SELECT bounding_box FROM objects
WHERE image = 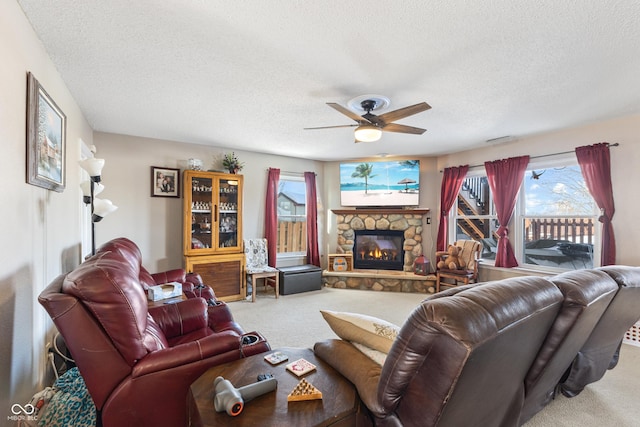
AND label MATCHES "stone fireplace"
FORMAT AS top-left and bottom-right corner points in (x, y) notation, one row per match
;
(353, 229), (404, 271)
(333, 208), (429, 271)
(324, 209), (436, 294)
